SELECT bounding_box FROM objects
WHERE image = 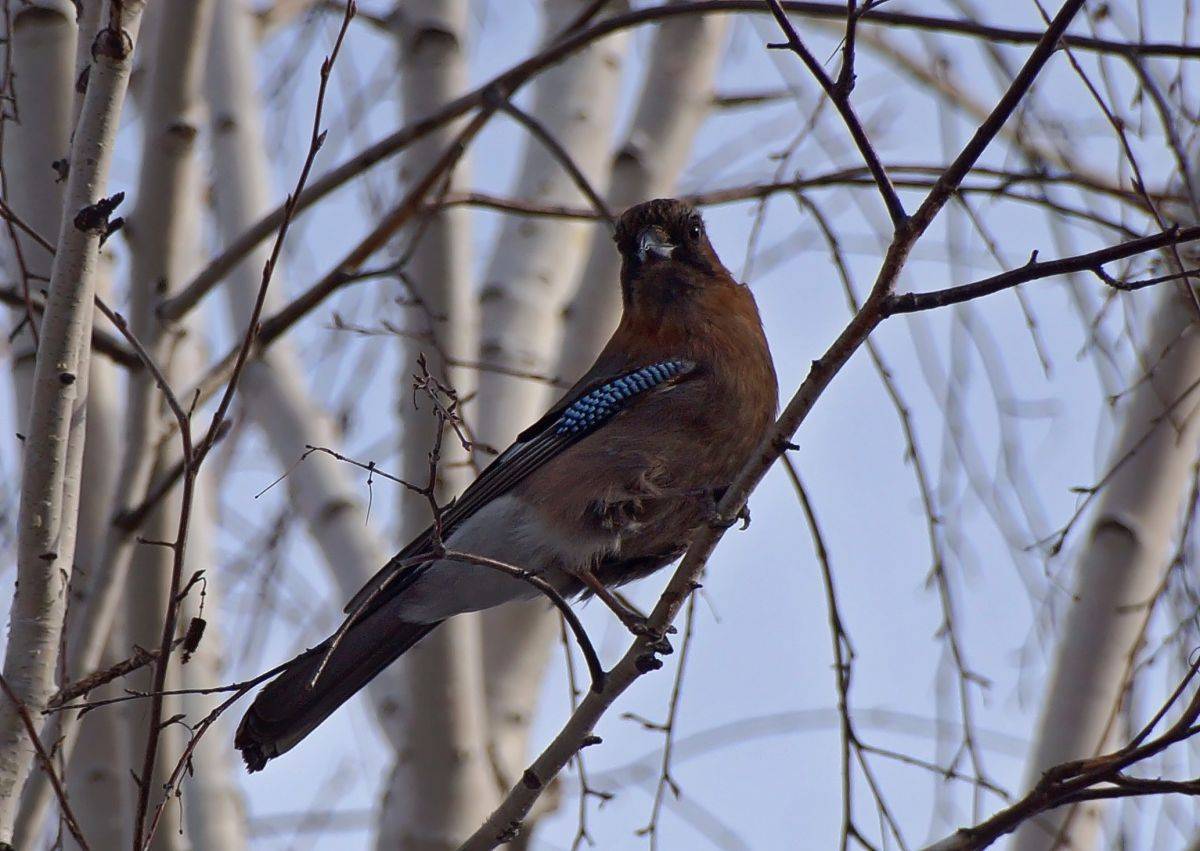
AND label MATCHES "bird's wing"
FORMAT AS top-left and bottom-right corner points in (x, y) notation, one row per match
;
(342, 357), (699, 617)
